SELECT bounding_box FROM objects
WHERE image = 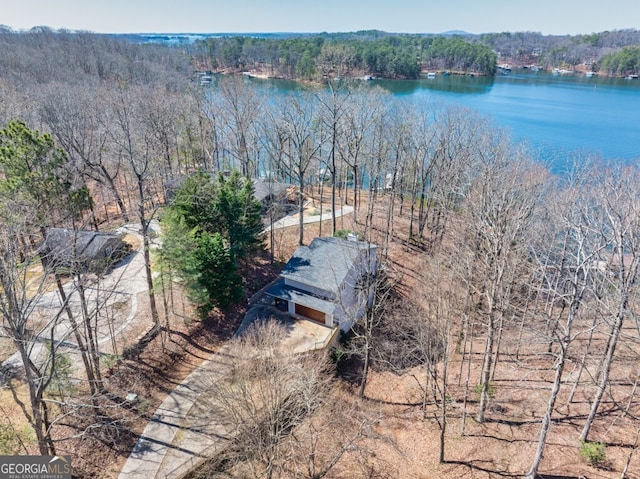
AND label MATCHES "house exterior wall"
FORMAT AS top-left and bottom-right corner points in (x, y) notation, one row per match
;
(101, 238), (125, 259)
(280, 241), (378, 333)
(335, 246), (378, 332)
(332, 304), (349, 331)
